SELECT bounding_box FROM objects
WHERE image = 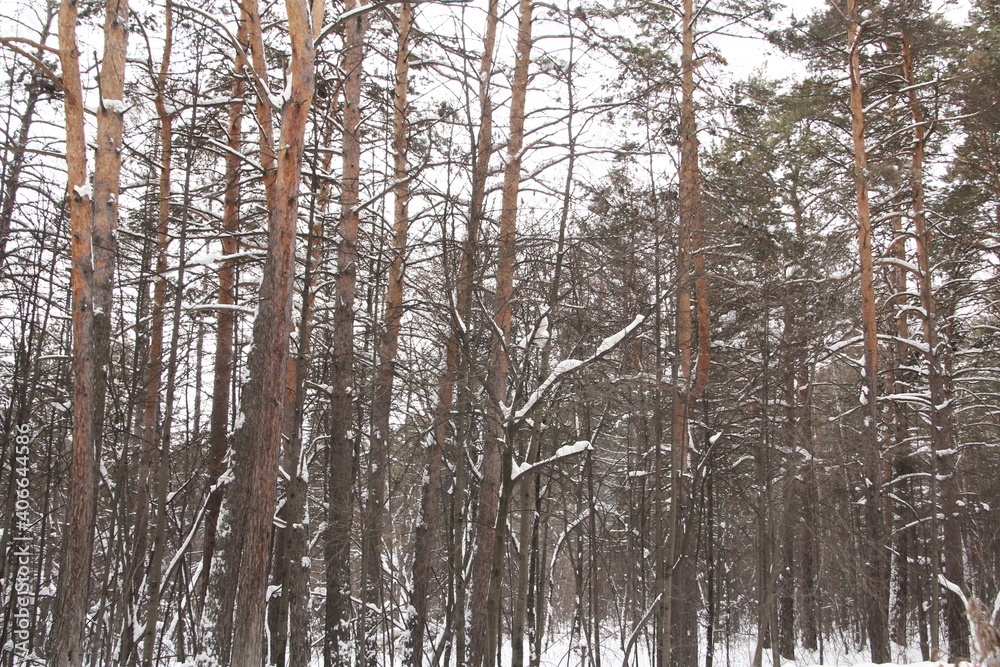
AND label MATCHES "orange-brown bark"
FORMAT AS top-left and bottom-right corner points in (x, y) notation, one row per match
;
(226, 0), (315, 662)
(138, 4), (174, 665)
(469, 1), (533, 666)
(198, 13), (248, 615)
(49, 2), (94, 664)
(50, 0), (129, 664)
(846, 2), (889, 661)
